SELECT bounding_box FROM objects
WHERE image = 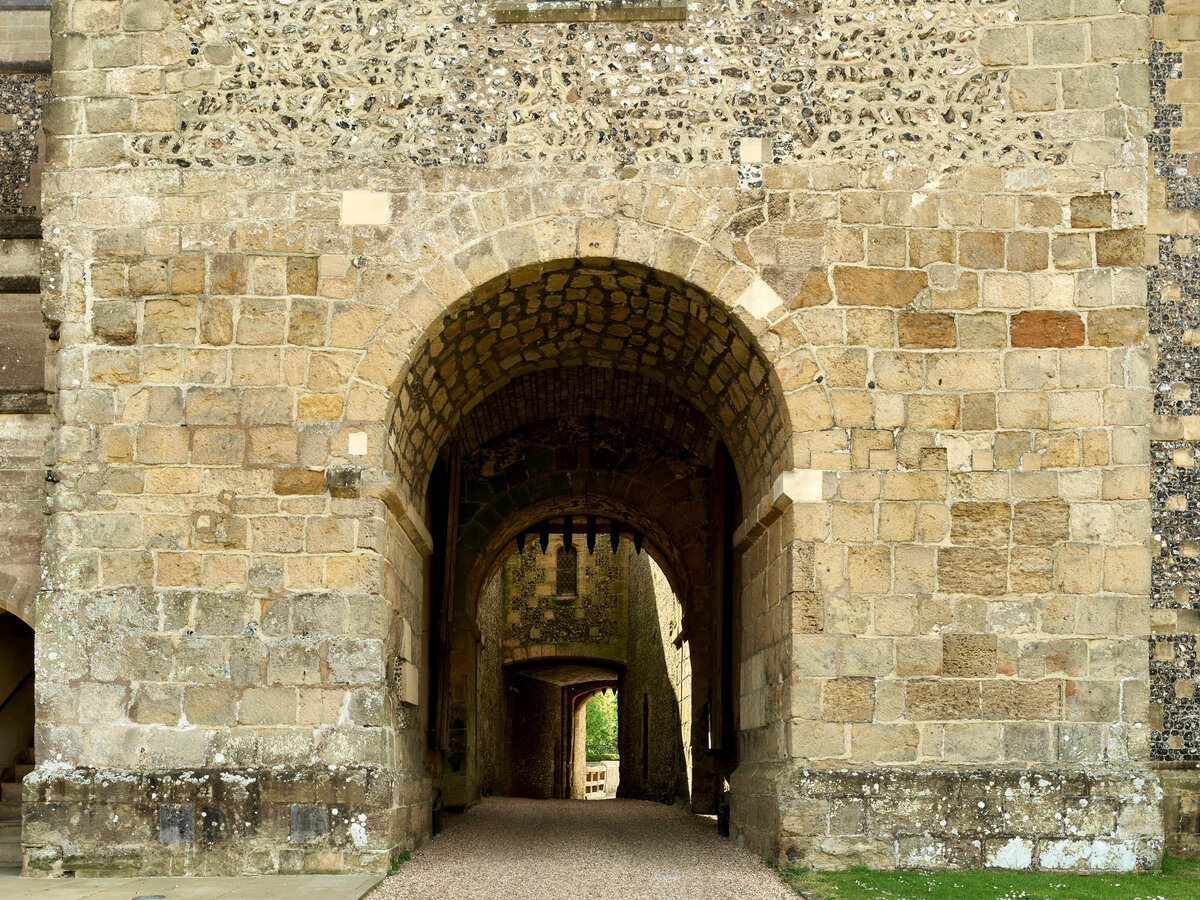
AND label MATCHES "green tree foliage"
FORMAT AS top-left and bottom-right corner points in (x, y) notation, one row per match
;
(585, 689), (619, 761)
